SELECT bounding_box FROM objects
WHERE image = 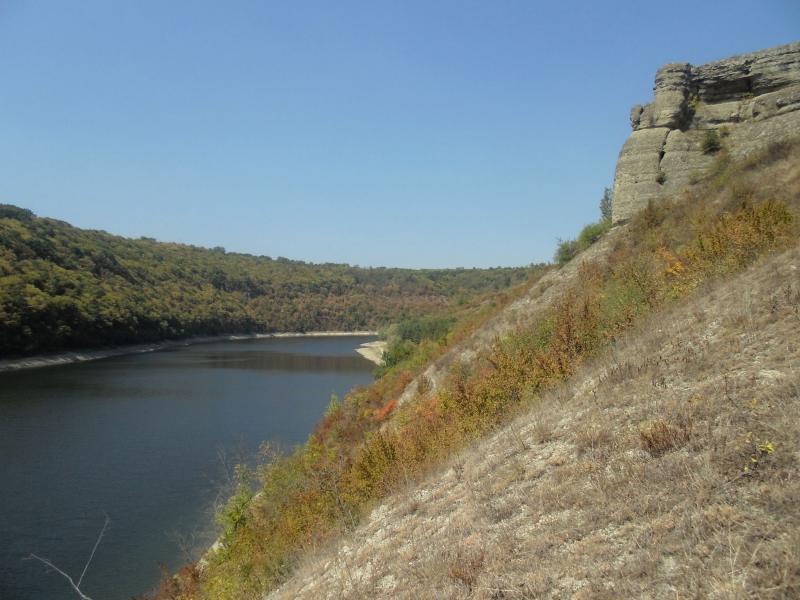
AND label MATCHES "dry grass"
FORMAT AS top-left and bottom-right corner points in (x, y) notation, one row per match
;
(639, 418), (691, 457)
(265, 139), (800, 599)
(155, 141), (800, 600)
(270, 241), (800, 600)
